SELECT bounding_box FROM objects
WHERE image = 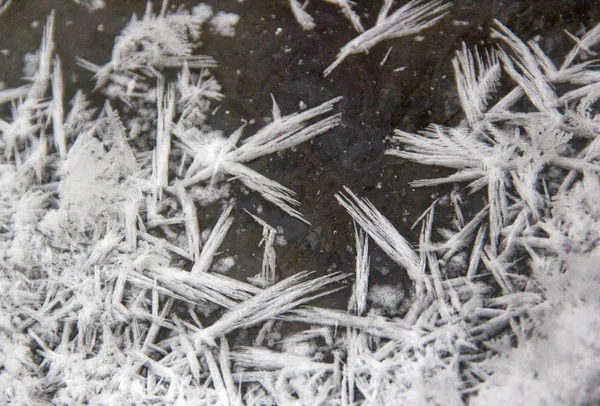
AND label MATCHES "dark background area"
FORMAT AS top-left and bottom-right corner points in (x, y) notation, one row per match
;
(1, 0), (599, 310)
